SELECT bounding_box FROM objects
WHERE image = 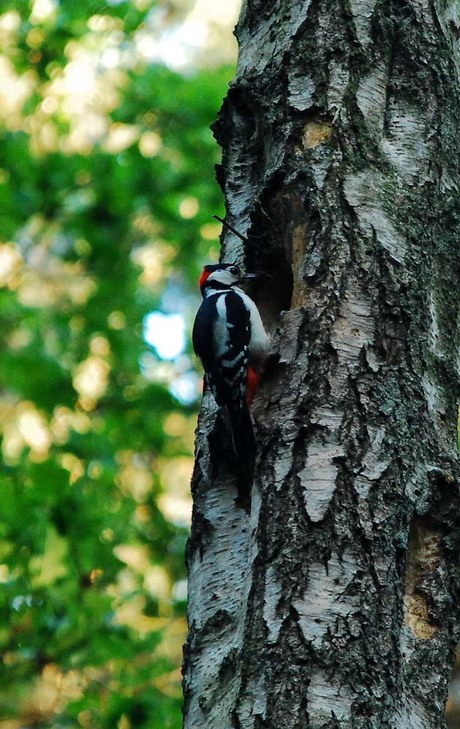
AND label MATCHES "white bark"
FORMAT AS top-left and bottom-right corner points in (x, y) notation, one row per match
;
(185, 0), (460, 726)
